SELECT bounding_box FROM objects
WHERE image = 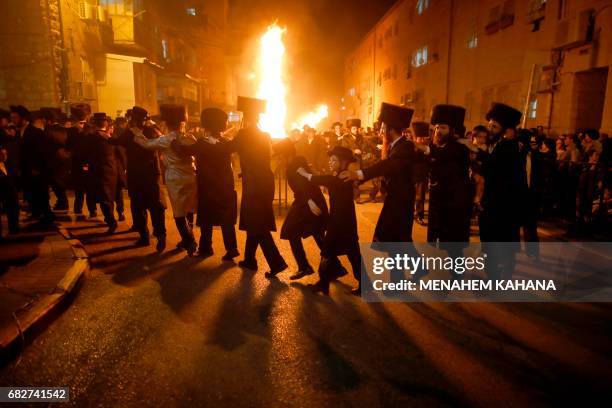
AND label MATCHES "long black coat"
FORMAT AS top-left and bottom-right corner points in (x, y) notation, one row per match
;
(362, 137), (416, 242)
(280, 156), (328, 240)
(222, 127), (276, 233)
(67, 125), (92, 190)
(20, 124), (50, 182)
(175, 137), (237, 226)
(297, 136), (327, 173)
(88, 130), (118, 203)
(426, 141), (473, 243)
(310, 174), (357, 256)
(45, 124), (71, 189)
(113, 127), (166, 208)
(477, 138), (523, 244)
